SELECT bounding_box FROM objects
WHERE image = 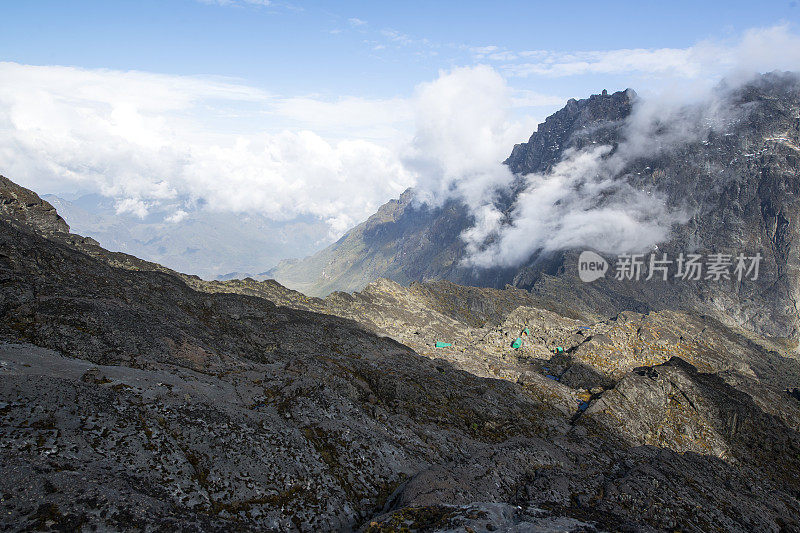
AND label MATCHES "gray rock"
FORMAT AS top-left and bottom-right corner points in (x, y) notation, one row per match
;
(1, 166), (800, 530)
